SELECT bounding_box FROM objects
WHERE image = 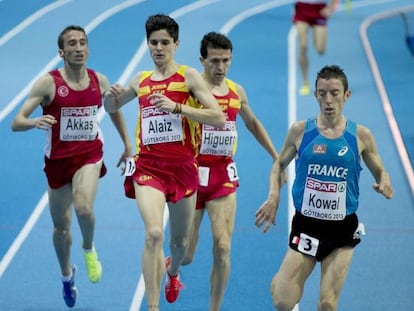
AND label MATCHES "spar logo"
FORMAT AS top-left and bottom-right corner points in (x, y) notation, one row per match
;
(306, 178), (345, 193)
(142, 107), (167, 118)
(62, 107), (92, 117)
